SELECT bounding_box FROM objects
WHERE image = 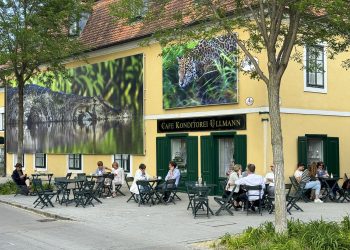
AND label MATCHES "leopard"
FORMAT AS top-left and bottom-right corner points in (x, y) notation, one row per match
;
(177, 34), (236, 89)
